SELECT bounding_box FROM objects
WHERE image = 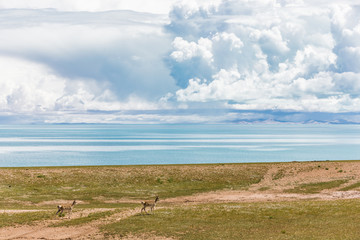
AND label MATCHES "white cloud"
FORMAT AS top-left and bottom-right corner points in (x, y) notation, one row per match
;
(0, 56), (66, 113)
(0, 0), (178, 14)
(212, 32), (243, 50)
(333, 72), (360, 93)
(168, 0), (360, 113)
(0, 9), (176, 101)
(250, 27), (290, 54)
(291, 72), (335, 95)
(177, 68), (260, 102)
(1, 0), (360, 123)
(0, 10), (168, 56)
(0, 56), (164, 117)
(170, 32), (243, 64)
(294, 45), (337, 75)
(170, 37), (213, 63)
